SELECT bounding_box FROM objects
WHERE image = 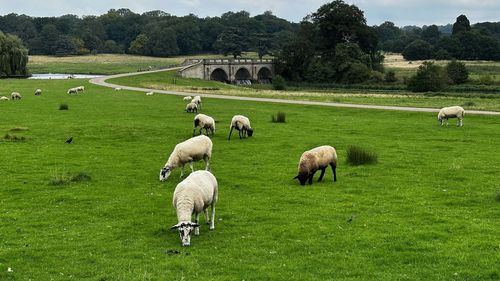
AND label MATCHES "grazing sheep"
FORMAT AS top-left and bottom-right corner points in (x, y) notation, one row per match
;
(11, 92), (22, 100)
(438, 106), (465, 127)
(171, 170), (218, 247)
(192, 96), (202, 109)
(34, 89), (42, 96)
(76, 86), (85, 93)
(160, 135), (212, 181)
(193, 114), (216, 137)
(228, 115), (253, 140)
(183, 96), (193, 102)
(67, 88), (78, 95)
(146, 91), (154, 96)
(186, 102), (198, 113)
(0, 96), (9, 101)
(114, 87), (122, 91)
(294, 145), (337, 186)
